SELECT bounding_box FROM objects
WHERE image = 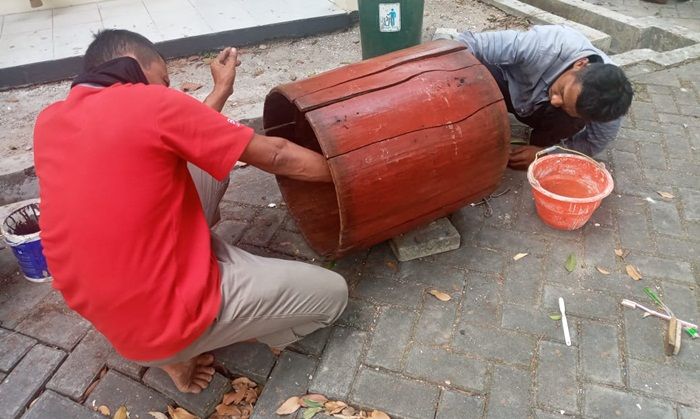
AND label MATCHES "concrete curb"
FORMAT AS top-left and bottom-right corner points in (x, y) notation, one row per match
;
(0, 153), (38, 207)
(0, 11), (358, 90)
(479, 0), (700, 75)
